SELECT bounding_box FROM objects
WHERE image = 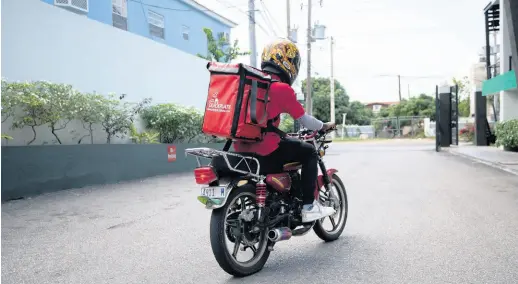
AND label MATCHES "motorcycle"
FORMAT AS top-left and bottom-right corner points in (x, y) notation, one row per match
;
(185, 128), (348, 277)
